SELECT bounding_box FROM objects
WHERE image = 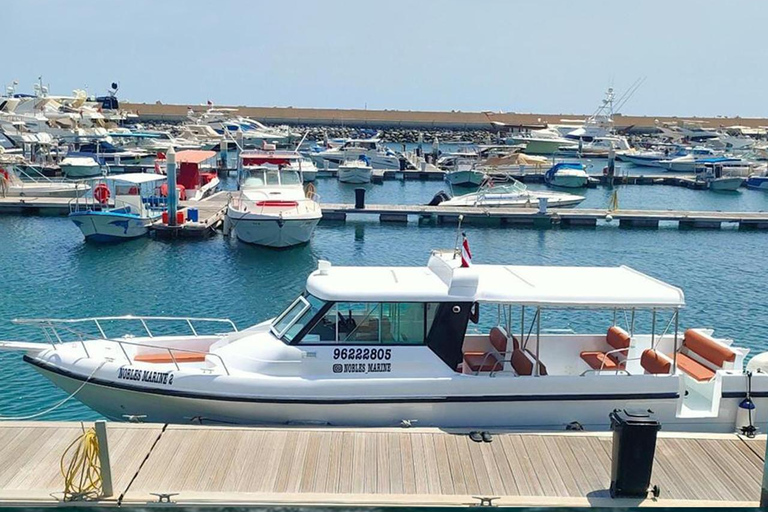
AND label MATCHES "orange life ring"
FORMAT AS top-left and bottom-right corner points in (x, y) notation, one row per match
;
(93, 183), (110, 204)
